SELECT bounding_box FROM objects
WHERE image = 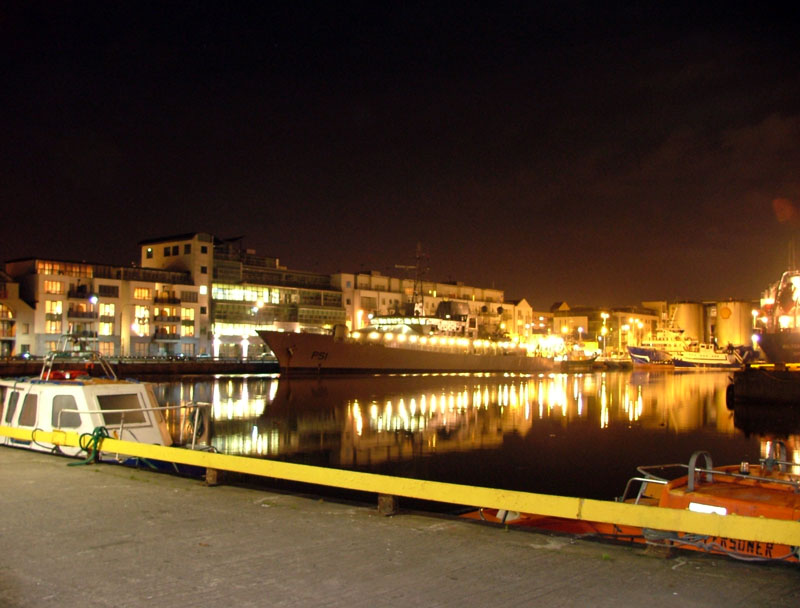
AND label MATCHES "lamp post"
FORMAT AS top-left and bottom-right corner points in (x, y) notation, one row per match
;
(600, 313), (609, 356)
